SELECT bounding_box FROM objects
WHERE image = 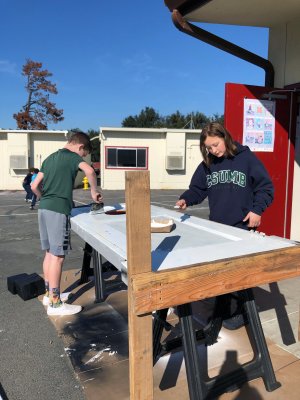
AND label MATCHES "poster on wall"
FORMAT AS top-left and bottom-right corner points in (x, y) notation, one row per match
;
(243, 99), (276, 152)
